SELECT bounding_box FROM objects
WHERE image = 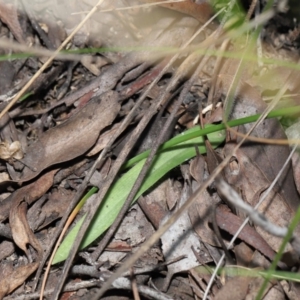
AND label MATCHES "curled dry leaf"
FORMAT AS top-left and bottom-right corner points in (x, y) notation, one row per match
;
(0, 140), (23, 160)
(9, 200), (43, 261)
(0, 169), (58, 222)
(6, 172), (58, 295)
